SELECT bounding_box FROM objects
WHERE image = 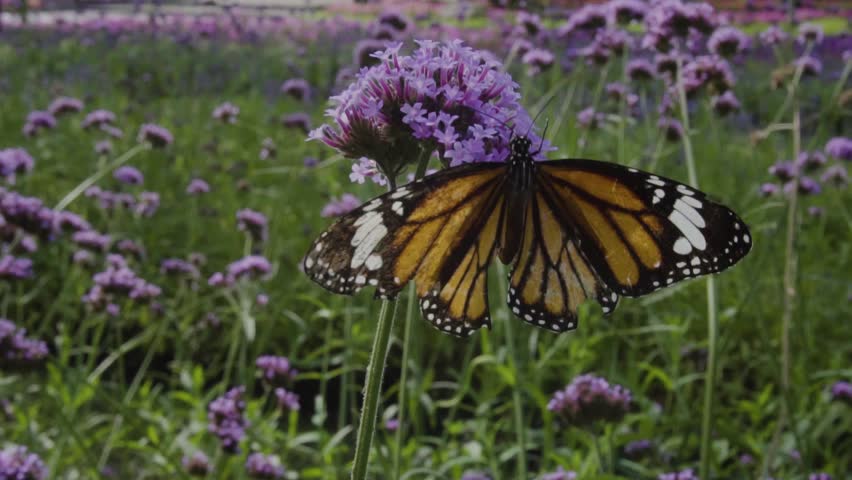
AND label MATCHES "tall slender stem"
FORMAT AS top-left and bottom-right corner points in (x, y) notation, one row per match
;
(675, 59), (718, 480)
(351, 299), (398, 480)
(497, 264), (527, 479)
(53, 143), (150, 211)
